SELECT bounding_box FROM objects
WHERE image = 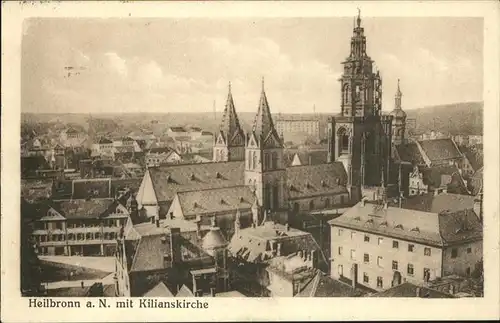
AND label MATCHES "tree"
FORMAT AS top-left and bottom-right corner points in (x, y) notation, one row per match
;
(20, 200), (43, 296)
